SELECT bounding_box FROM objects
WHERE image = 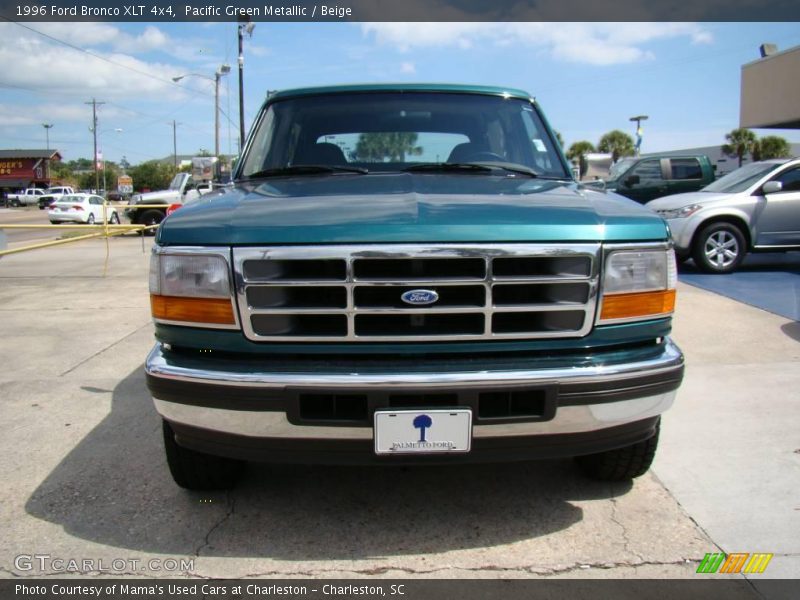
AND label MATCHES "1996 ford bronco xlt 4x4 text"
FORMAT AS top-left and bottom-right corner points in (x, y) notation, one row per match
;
(145, 84), (684, 490)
